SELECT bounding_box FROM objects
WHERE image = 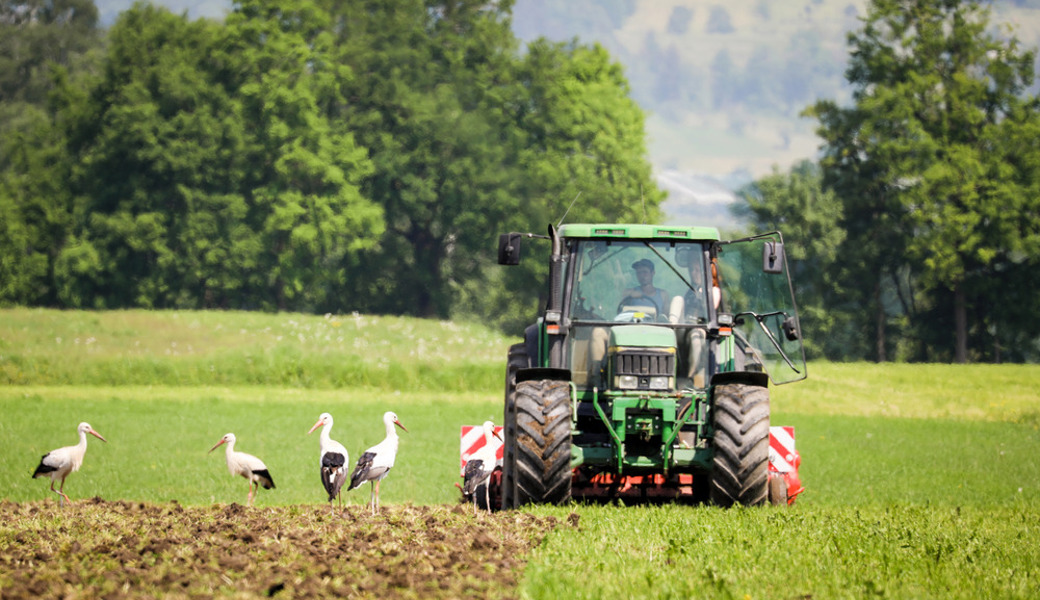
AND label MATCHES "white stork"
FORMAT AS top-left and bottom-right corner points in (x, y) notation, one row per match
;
(349, 411), (407, 514)
(32, 422), (107, 507)
(209, 433), (275, 507)
(307, 412), (350, 510)
(462, 420), (502, 513)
